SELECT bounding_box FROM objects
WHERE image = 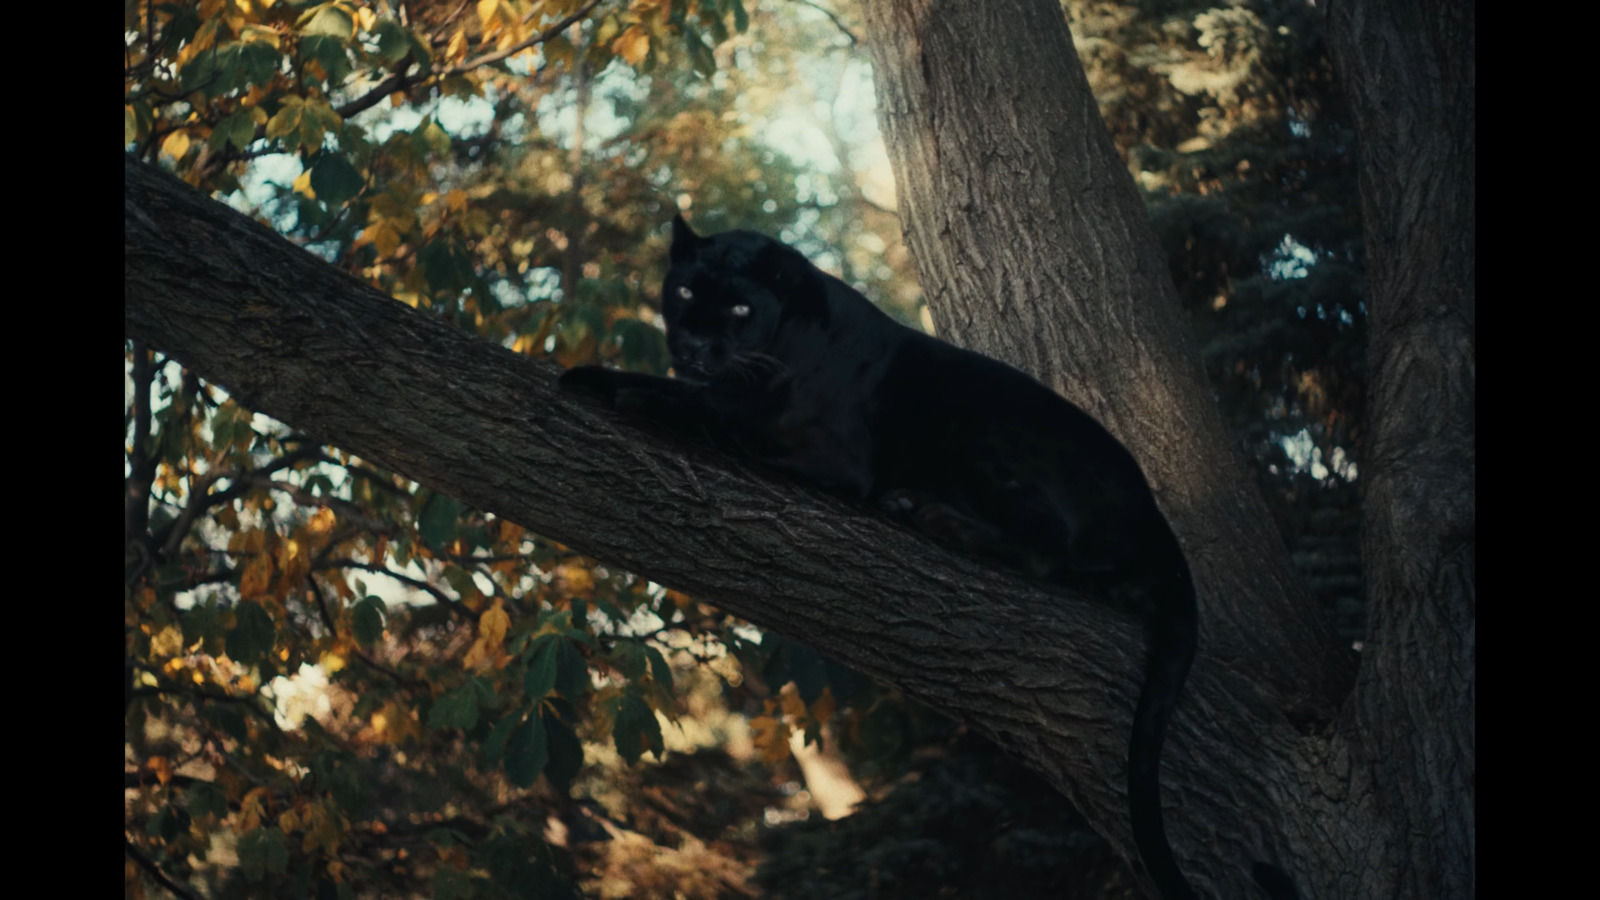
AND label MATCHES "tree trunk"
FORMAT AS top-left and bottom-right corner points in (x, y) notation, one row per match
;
(129, 155), (1332, 896)
(860, 0), (1473, 896)
(859, 0), (1354, 720)
(1325, 1), (1476, 896)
